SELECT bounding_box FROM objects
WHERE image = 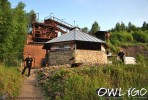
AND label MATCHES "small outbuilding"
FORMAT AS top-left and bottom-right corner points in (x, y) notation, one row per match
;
(43, 28), (107, 66)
